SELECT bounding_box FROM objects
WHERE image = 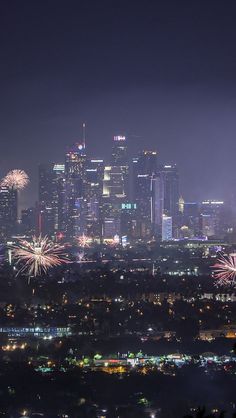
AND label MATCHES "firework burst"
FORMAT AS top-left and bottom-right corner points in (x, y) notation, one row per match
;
(12, 235), (69, 277)
(212, 253), (236, 286)
(1, 169), (29, 190)
(76, 234), (92, 248)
